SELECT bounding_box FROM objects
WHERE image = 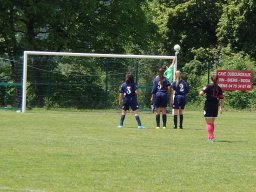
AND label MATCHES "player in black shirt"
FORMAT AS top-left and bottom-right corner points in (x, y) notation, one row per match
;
(199, 74), (224, 142)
